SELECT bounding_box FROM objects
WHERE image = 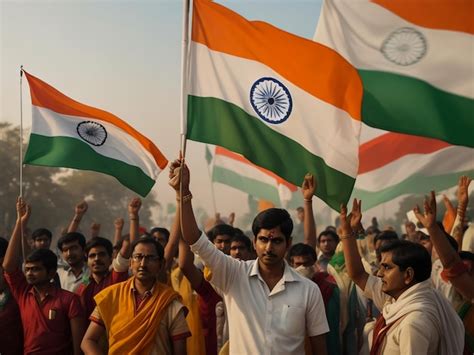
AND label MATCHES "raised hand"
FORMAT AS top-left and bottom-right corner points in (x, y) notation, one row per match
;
(114, 217), (124, 230)
(457, 175), (472, 207)
(340, 203), (352, 236)
(16, 197), (31, 225)
(414, 191), (437, 229)
(75, 200), (88, 216)
(128, 197), (142, 217)
(301, 173), (316, 201)
(349, 198), (362, 232)
(168, 158), (190, 193)
(228, 212), (235, 226)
